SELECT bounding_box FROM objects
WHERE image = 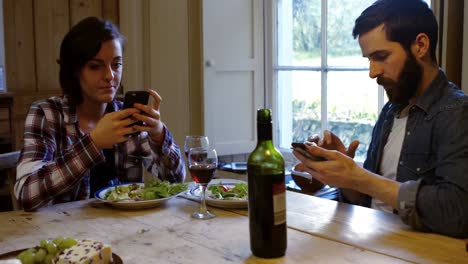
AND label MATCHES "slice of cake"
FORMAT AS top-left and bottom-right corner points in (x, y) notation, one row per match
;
(53, 239), (112, 264)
